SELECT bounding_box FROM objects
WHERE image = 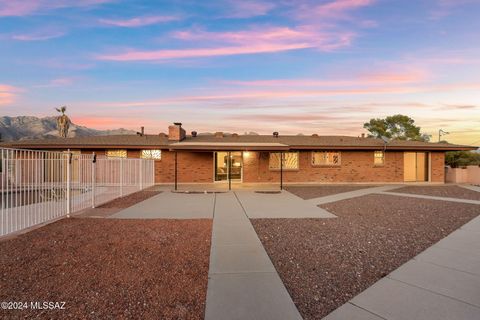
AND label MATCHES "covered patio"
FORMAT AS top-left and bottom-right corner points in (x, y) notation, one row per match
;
(168, 141), (291, 191)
